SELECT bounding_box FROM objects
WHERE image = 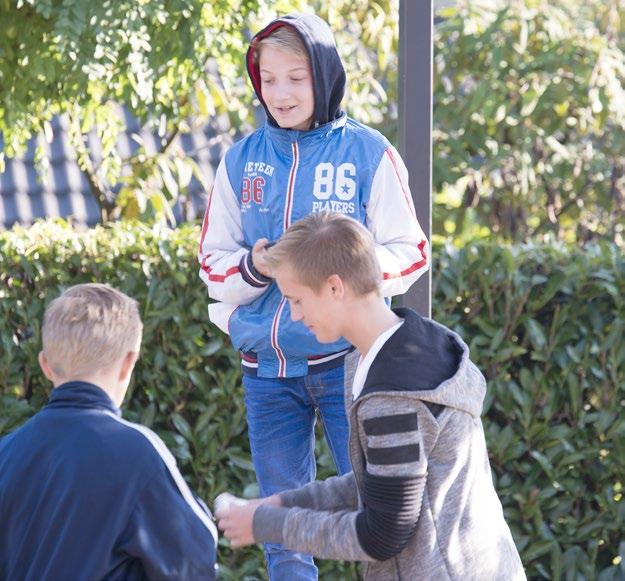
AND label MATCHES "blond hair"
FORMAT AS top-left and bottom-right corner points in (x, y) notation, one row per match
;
(254, 24), (308, 64)
(267, 212), (381, 295)
(41, 283), (143, 379)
